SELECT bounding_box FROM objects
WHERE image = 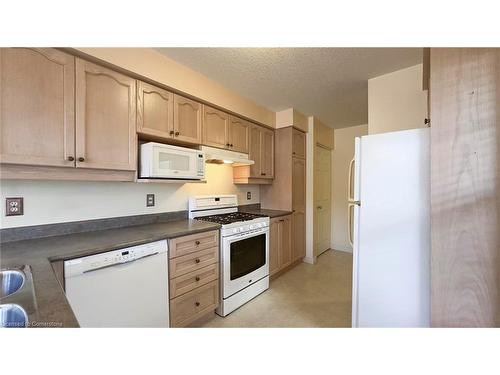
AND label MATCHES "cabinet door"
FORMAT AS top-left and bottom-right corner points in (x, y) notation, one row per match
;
(75, 59), (137, 171)
(137, 81), (174, 139)
(292, 211), (306, 261)
(279, 216), (292, 268)
(202, 105), (229, 149)
(0, 48), (75, 167)
(248, 124), (262, 177)
(261, 128), (274, 178)
(229, 116), (249, 153)
(269, 218), (280, 276)
(292, 157), (306, 212)
(173, 94), (202, 144)
(292, 128), (306, 159)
